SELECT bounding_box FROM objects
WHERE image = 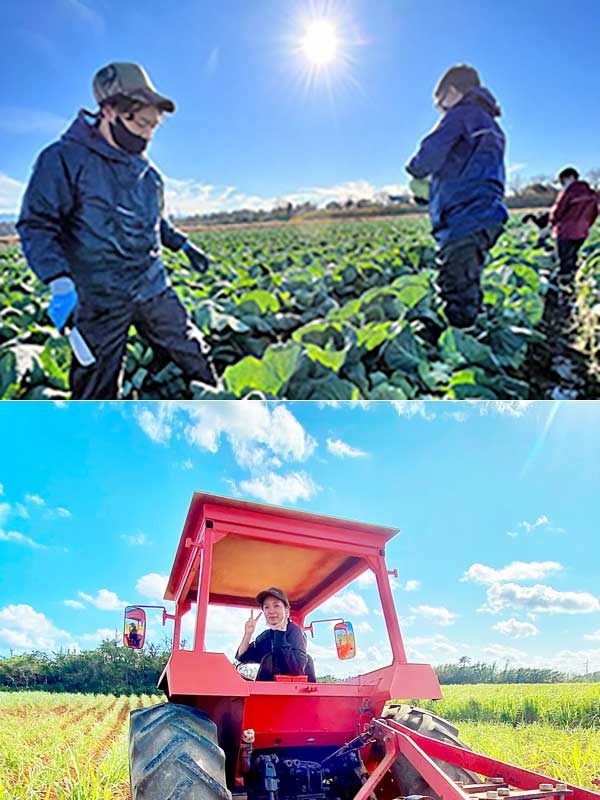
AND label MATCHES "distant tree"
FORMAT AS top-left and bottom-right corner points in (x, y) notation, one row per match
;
(587, 168), (600, 190)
